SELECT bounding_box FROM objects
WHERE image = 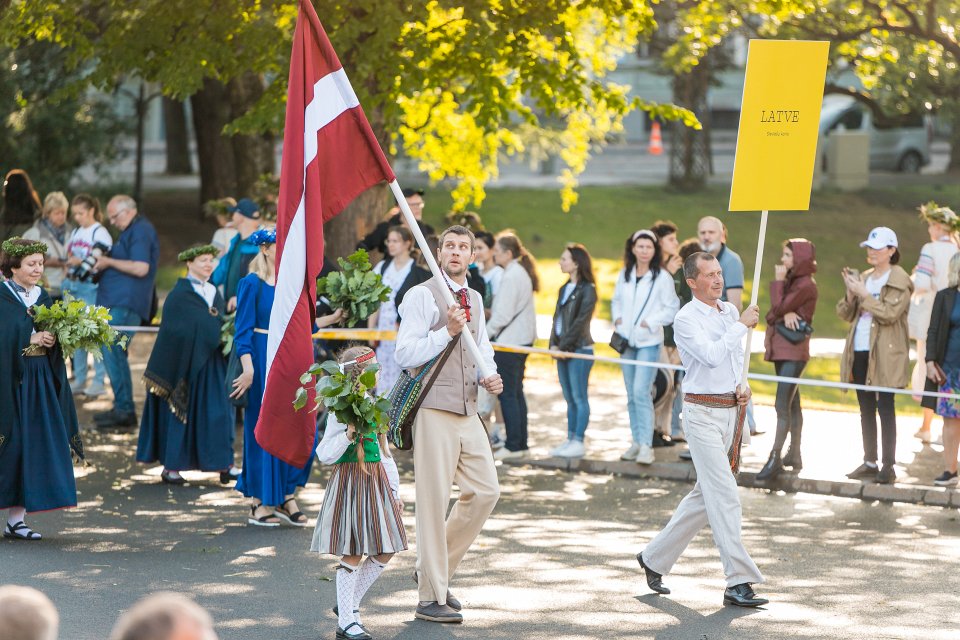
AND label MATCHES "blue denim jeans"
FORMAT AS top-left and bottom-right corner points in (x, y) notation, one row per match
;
(557, 347), (594, 442)
(622, 344), (661, 447)
(62, 279), (106, 387)
(102, 305), (141, 414)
